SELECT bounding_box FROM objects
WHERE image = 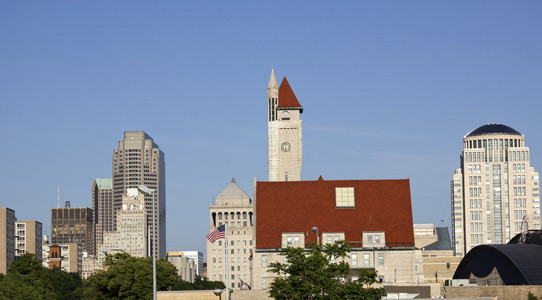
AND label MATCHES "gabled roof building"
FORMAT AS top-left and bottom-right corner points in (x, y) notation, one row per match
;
(251, 177), (424, 290)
